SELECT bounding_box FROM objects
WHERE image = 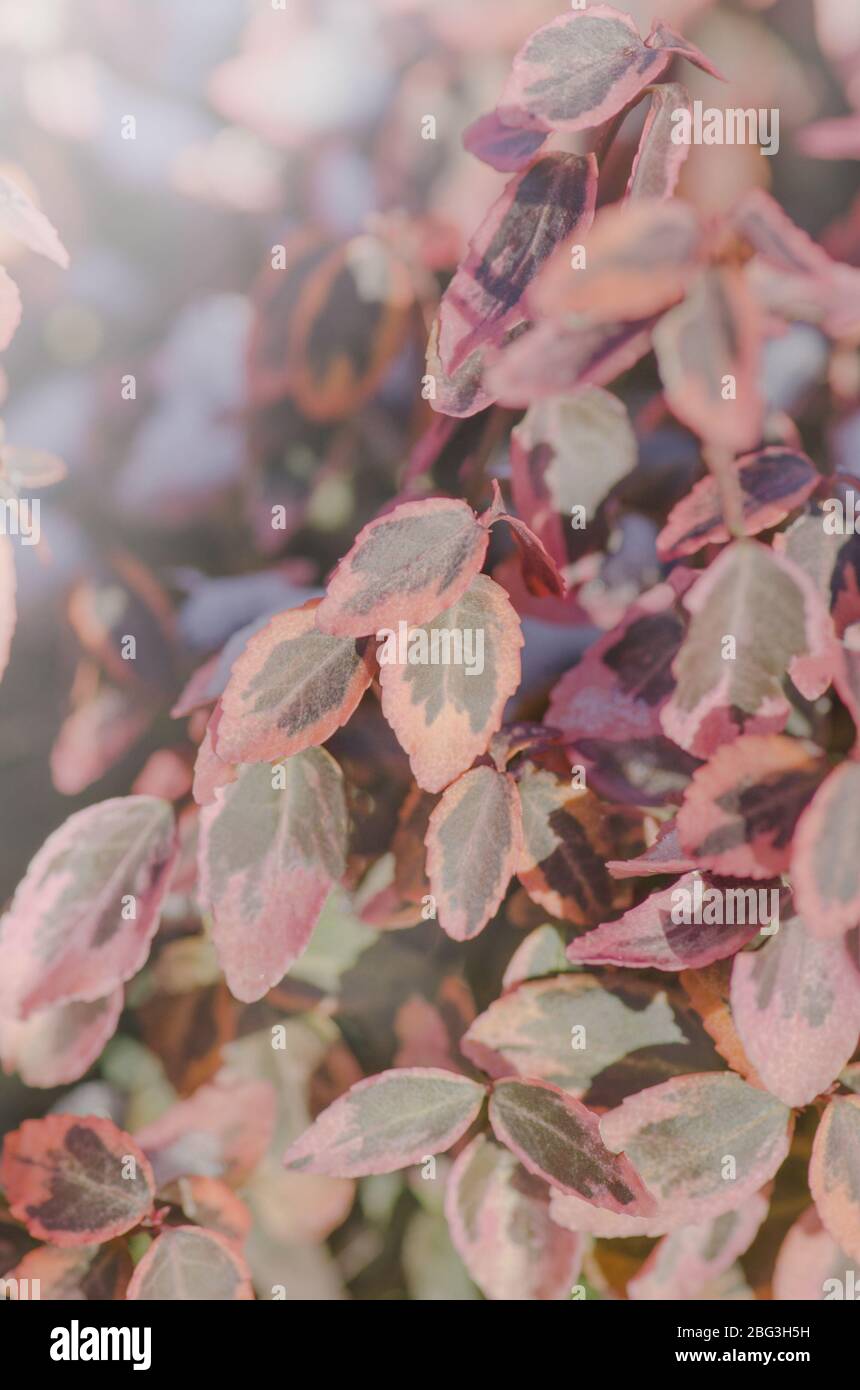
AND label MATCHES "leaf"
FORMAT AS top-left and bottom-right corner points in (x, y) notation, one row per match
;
(461, 973), (722, 1104)
(462, 111), (547, 172)
(627, 84), (692, 201)
(628, 1190), (768, 1301)
(0, 989), (123, 1088)
(482, 483), (566, 598)
(680, 961), (761, 1086)
(134, 1077), (277, 1187)
(566, 872), (763, 973)
(283, 1067), (486, 1177)
(730, 914), (860, 1107)
(378, 575), (523, 793)
(198, 750), (347, 1002)
(50, 684), (152, 797)
(657, 448), (819, 561)
(772, 1205), (854, 1301)
(661, 541), (837, 757)
(675, 734), (826, 879)
(0, 267), (22, 350)
(489, 313), (655, 409)
(488, 1077), (656, 1214)
(434, 152), (597, 376)
(2, 1241), (133, 1300)
(607, 818), (697, 878)
(809, 1096), (860, 1263)
(502, 924), (571, 989)
(510, 387), (637, 563)
(515, 767), (632, 925)
(642, 20), (726, 80)
(425, 764), (523, 941)
(498, 6), (670, 135)
(445, 1133), (583, 1300)
(573, 735), (700, 808)
(531, 199), (702, 323)
(282, 235), (414, 422)
(600, 1072), (793, 1224)
(126, 1225), (254, 1300)
(0, 796), (176, 1019)
(653, 267), (763, 452)
(0, 172), (69, 267)
(547, 576), (688, 743)
(215, 598), (374, 763)
(791, 761), (860, 940)
(316, 497), (490, 639)
(0, 1115), (155, 1246)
